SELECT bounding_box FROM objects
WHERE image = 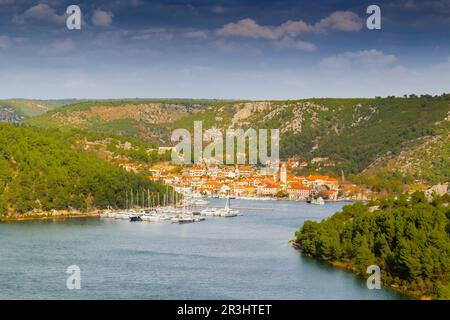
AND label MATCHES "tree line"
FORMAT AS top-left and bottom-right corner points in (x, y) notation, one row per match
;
(0, 123), (166, 215)
(295, 192), (450, 299)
